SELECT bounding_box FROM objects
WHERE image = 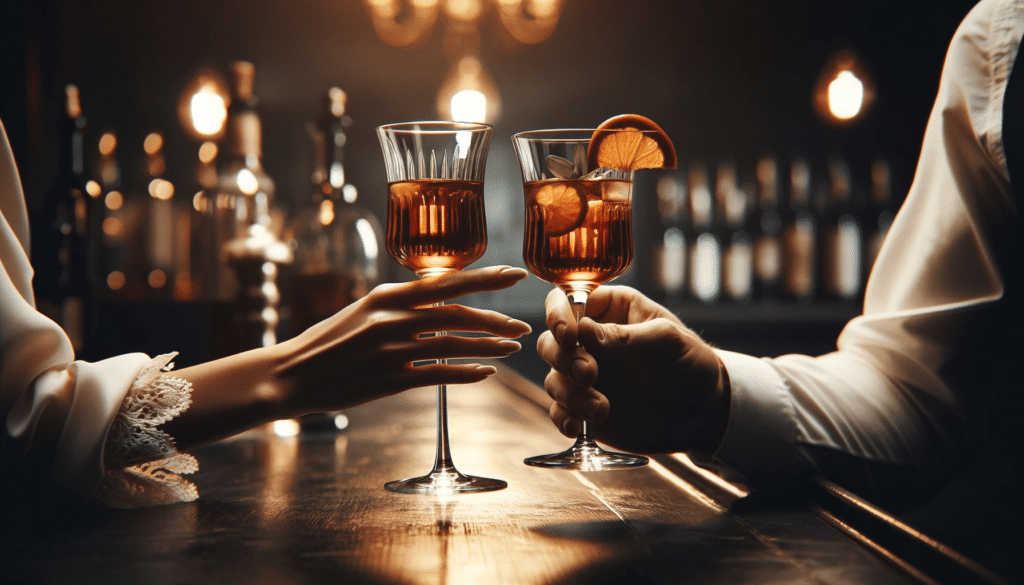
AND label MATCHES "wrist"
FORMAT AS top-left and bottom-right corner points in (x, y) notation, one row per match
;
(688, 358), (731, 457)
